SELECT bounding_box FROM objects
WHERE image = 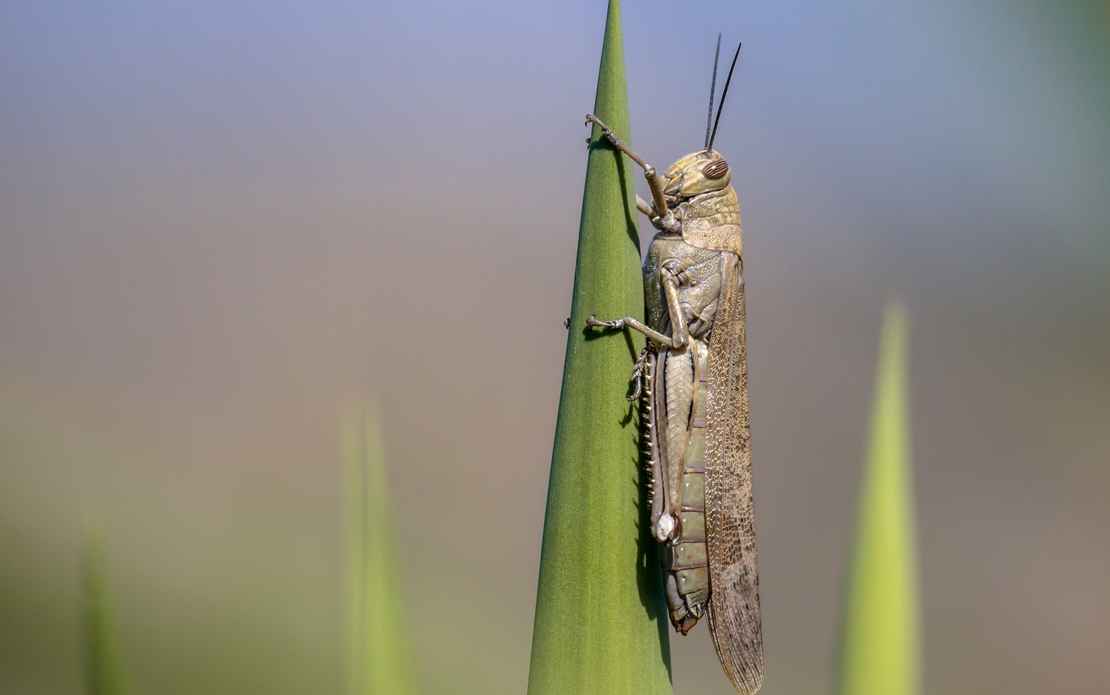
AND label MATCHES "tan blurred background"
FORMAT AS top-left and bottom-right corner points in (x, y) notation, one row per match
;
(1, 1), (1107, 694)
